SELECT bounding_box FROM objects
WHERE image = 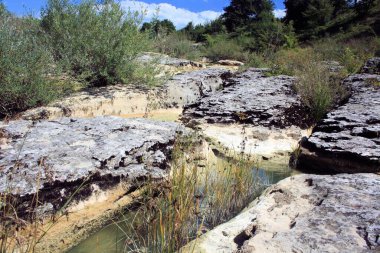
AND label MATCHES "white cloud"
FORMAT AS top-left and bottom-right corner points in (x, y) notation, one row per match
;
(120, 1), (287, 28)
(120, 1), (222, 28)
(273, 9), (286, 19)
